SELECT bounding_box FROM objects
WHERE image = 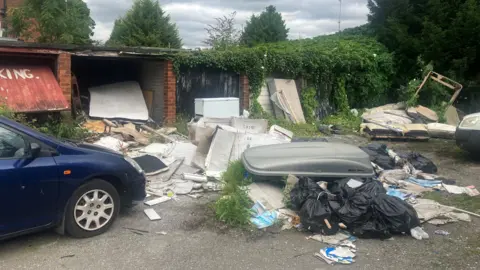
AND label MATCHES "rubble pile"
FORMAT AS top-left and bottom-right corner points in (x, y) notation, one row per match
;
(360, 102), (458, 140)
(82, 116), (295, 211)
